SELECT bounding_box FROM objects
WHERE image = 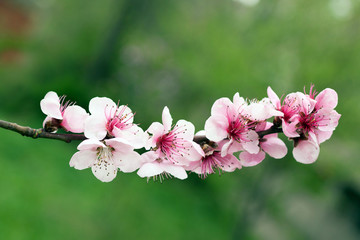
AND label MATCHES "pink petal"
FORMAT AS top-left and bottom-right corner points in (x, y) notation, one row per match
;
(40, 91), (62, 119)
(145, 122), (164, 149)
(137, 162), (163, 178)
(77, 139), (106, 151)
(220, 154), (242, 172)
(89, 97), (116, 115)
(314, 129), (333, 144)
(84, 115), (107, 140)
(174, 120), (195, 141)
(316, 109), (341, 132)
(140, 151), (159, 163)
(91, 160), (117, 182)
(70, 150), (97, 170)
(241, 130), (260, 154)
(211, 97), (233, 117)
(261, 136), (287, 159)
(205, 115), (229, 142)
(221, 139), (233, 157)
(233, 92), (246, 109)
(267, 86), (281, 109)
(61, 105), (89, 133)
(239, 151), (266, 167)
(282, 119), (300, 138)
(162, 106), (173, 132)
(315, 88), (338, 110)
(292, 140), (320, 164)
